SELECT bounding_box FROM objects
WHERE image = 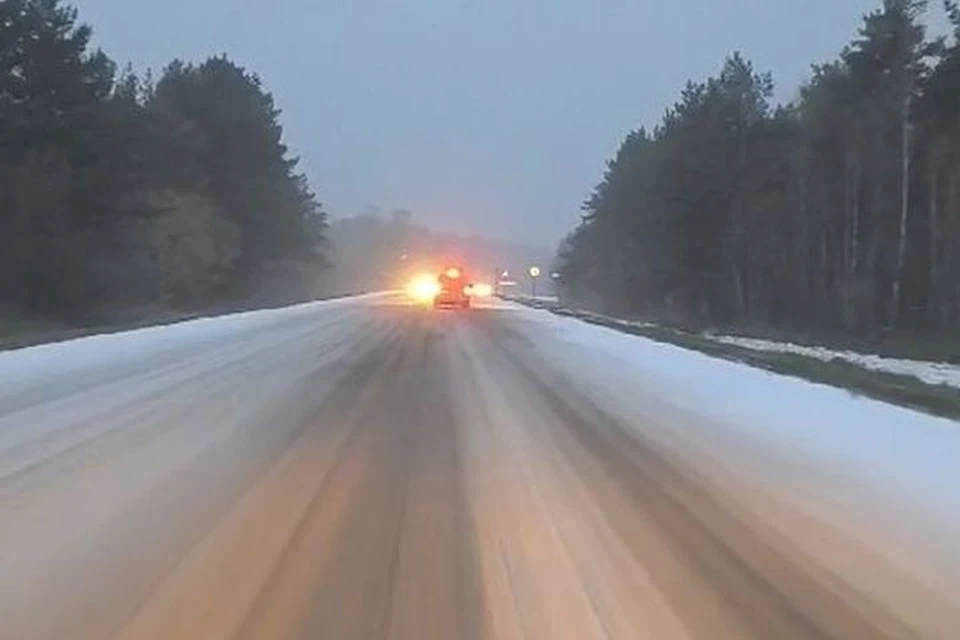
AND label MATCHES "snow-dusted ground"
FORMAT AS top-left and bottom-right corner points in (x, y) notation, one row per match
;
(6, 294), (955, 531)
(0, 294), (387, 403)
(512, 296), (960, 389)
(506, 302), (960, 617)
(1, 294), (957, 634)
(510, 301), (960, 531)
(507, 294), (560, 304)
(4, 295), (956, 534)
(707, 333), (960, 389)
